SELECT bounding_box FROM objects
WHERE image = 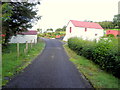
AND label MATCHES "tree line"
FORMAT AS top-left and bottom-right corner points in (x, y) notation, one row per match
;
(38, 26), (67, 33)
(96, 14), (120, 29)
(39, 14), (120, 33)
